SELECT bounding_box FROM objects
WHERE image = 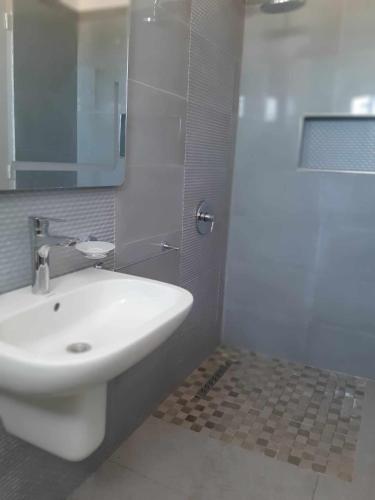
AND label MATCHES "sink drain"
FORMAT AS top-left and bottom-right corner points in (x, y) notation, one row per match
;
(66, 343), (92, 354)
